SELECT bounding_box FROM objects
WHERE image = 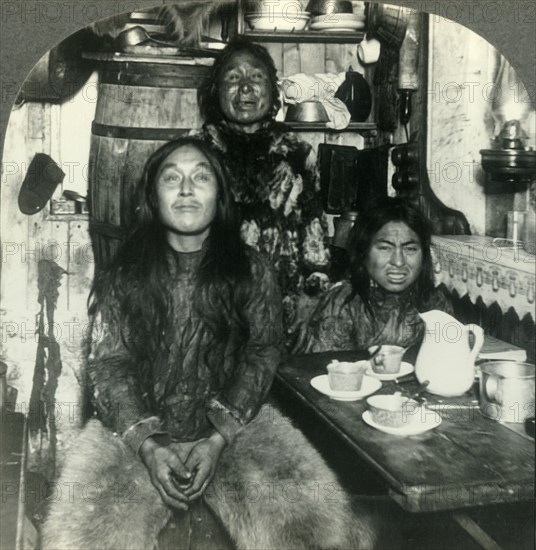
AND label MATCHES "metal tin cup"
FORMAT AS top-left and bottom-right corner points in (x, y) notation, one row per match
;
(479, 361), (535, 423)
